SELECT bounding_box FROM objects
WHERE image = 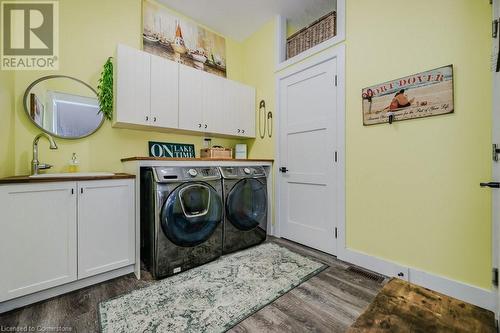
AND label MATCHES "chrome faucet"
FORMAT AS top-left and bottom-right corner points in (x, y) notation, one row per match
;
(31, 133), (58, 176)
